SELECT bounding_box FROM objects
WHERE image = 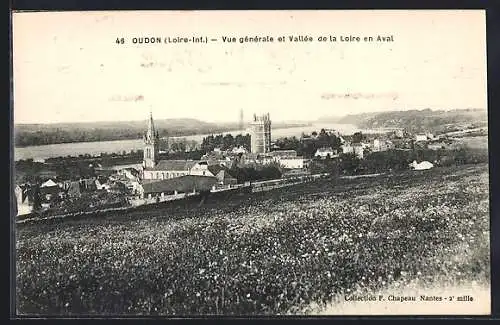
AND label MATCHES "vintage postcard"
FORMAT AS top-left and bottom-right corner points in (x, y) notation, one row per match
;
(12, 10), (490, 316)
